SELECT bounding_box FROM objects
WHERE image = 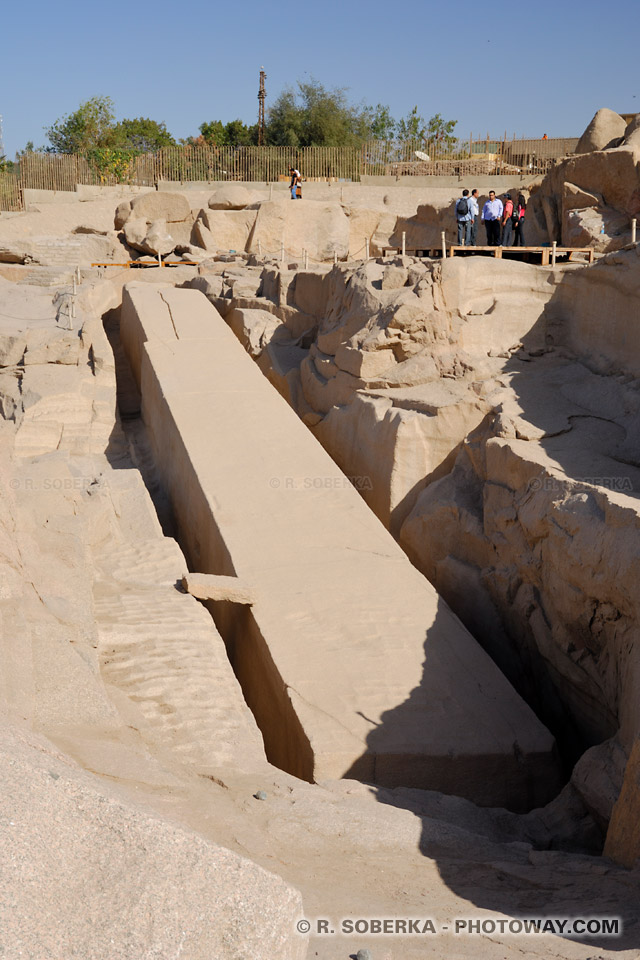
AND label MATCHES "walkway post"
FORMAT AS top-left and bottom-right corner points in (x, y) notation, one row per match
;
(365, 238), (369, 261)
(402, 231), (406, 256)
(551, 241), (557, 267)
(632, 219), (637, 244)
(441, 231), (446, 260)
